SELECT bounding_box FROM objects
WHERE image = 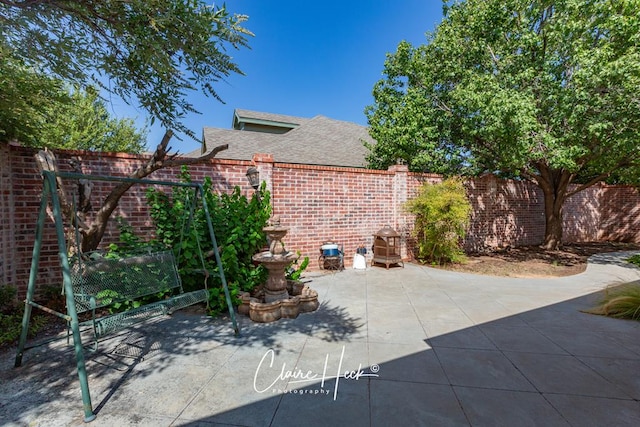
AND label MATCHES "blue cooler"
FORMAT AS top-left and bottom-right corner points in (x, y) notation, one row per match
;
(321, 244), (340, 257)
